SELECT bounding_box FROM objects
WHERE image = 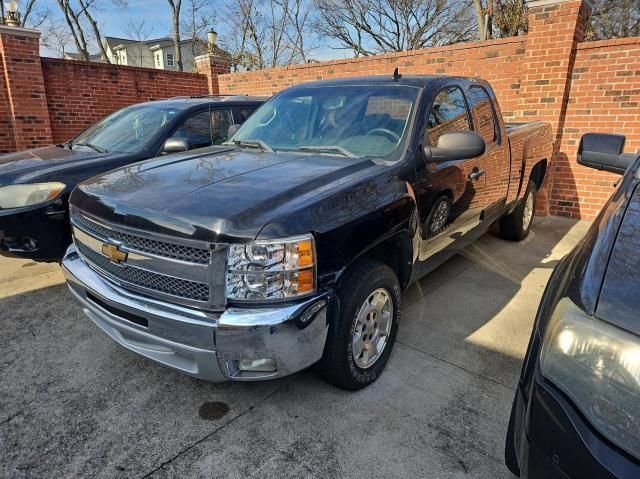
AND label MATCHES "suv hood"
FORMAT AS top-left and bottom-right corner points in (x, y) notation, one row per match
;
(596, 181), (640, 336)
(72, 147), (379, 242)
(0, 145), (114, 184)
